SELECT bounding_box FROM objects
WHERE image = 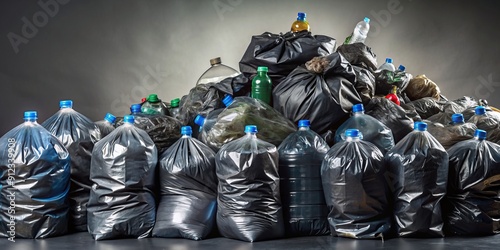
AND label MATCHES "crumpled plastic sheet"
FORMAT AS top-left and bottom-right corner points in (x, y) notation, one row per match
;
(87, 123), (157, 240)
(152, 135), (218, 240)
(337, 42), (378, 71)
(41, 107), (100, 232)
(410, 97), (447, 119)
(364, 97), (414, 143)
(352, 65), (376, 104)
(0, 121), (70, 238)
(425, 121), (476, 150)
(94, 120), (115, 139)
